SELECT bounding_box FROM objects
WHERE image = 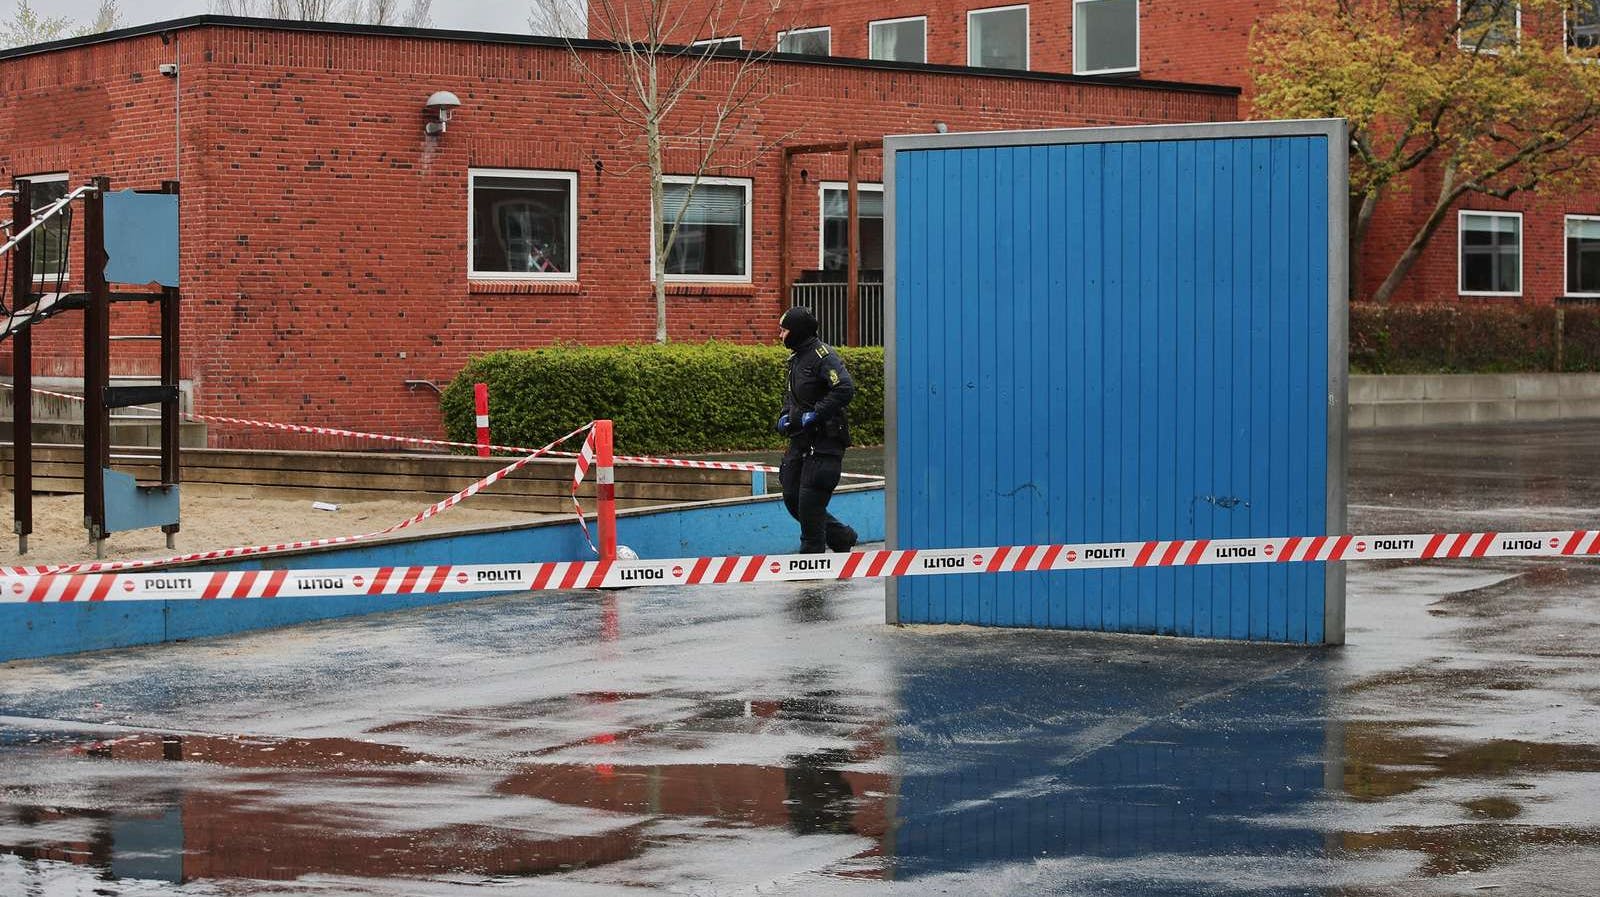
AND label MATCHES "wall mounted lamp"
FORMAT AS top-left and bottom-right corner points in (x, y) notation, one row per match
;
(933, 120), (949, 133)
(424, 90), (461, 136)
